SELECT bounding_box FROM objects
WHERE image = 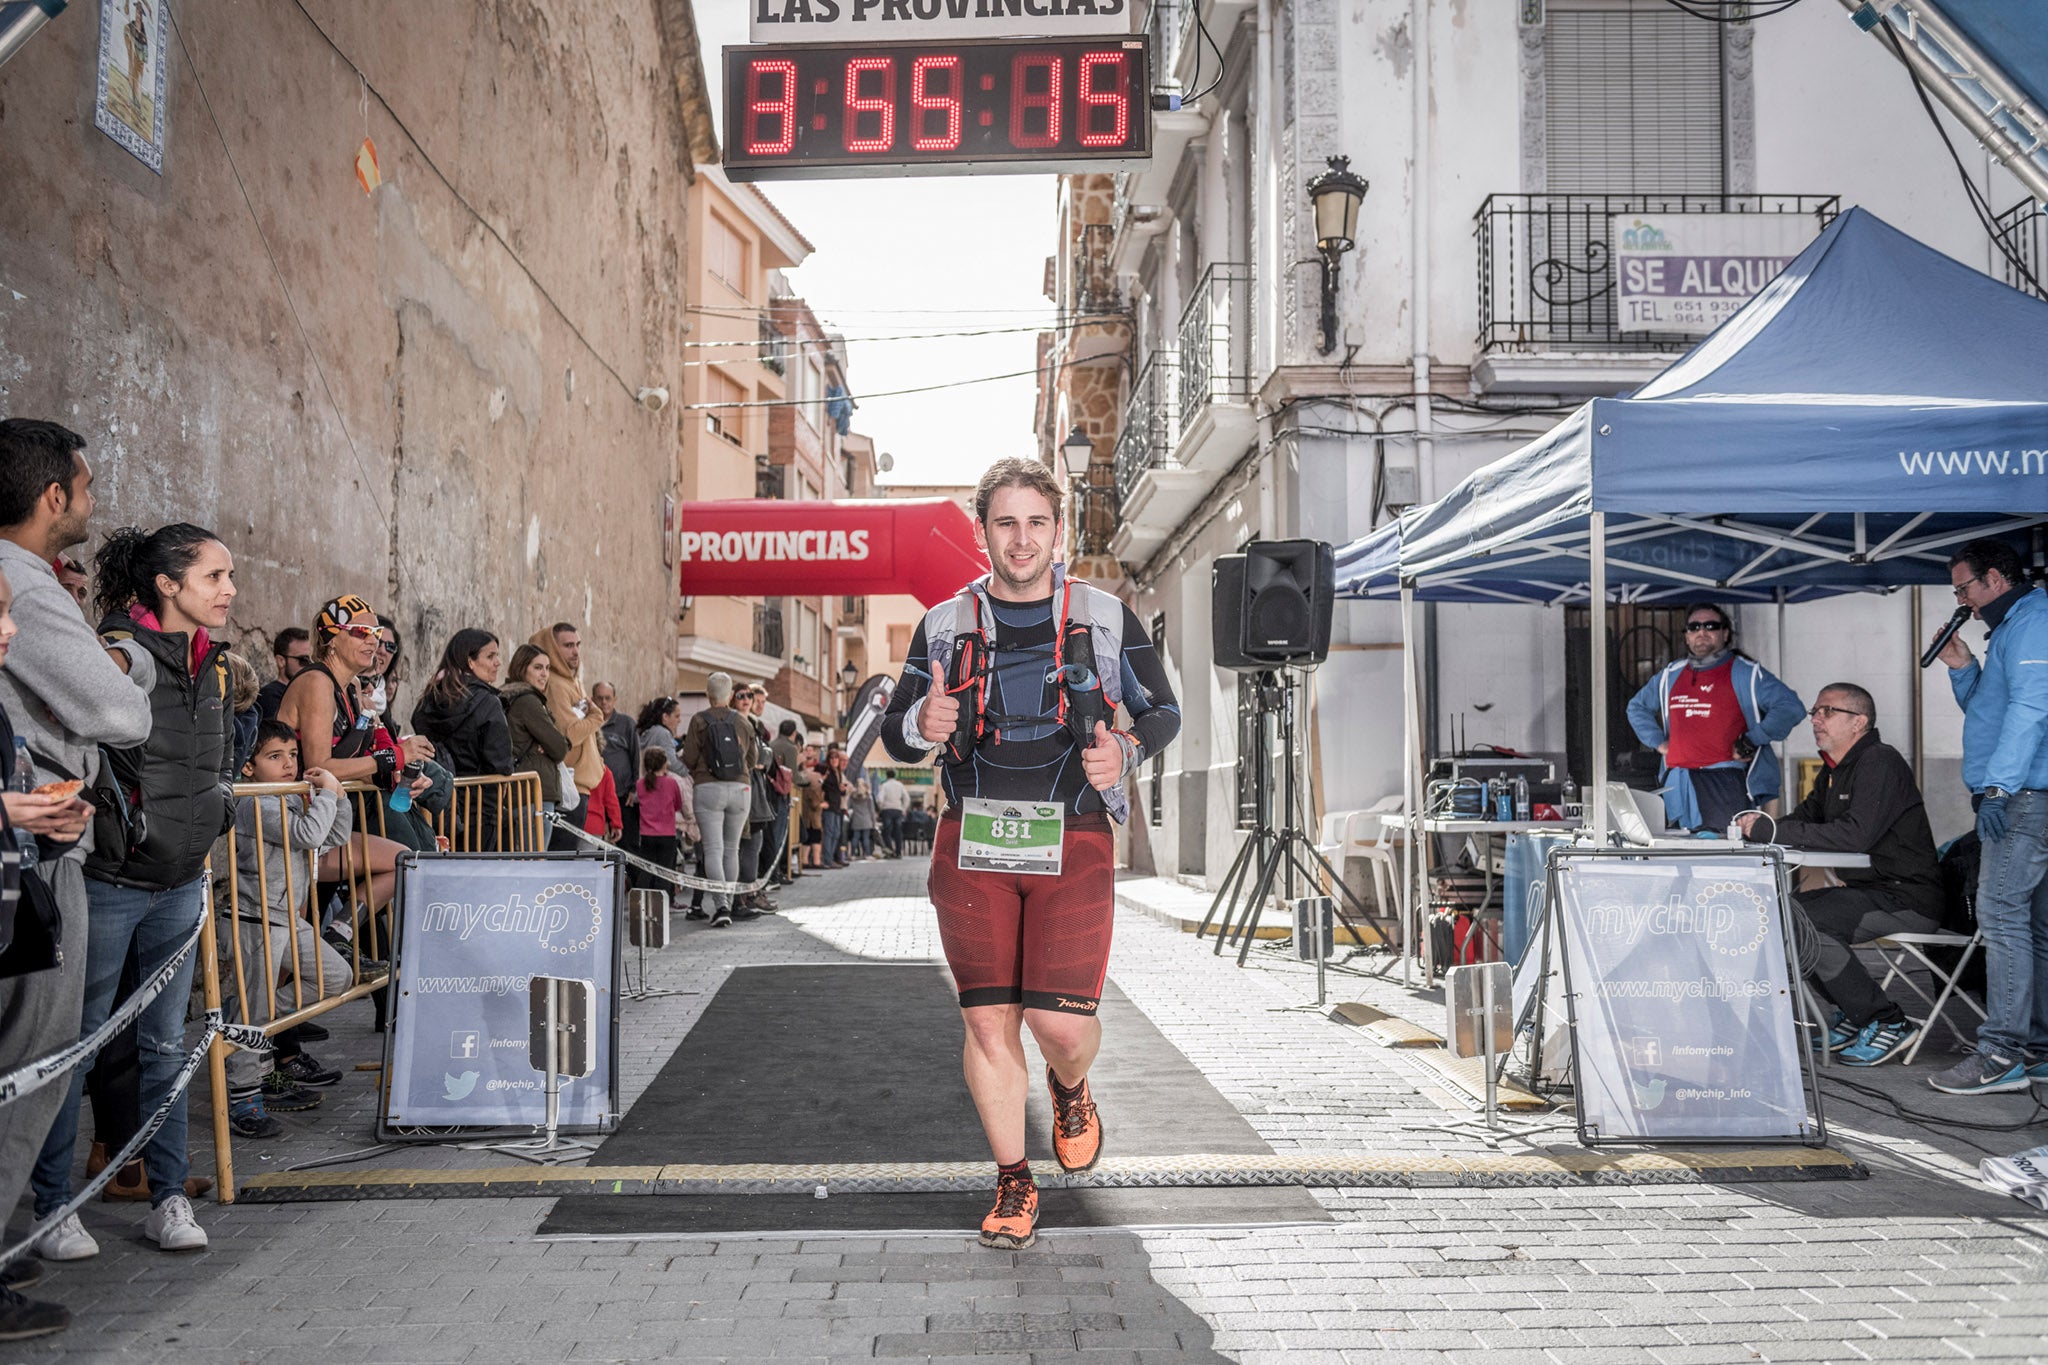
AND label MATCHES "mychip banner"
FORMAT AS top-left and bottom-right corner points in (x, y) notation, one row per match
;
(1553, 850), (1819, 1145)
(381, 854), (621, 1136)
